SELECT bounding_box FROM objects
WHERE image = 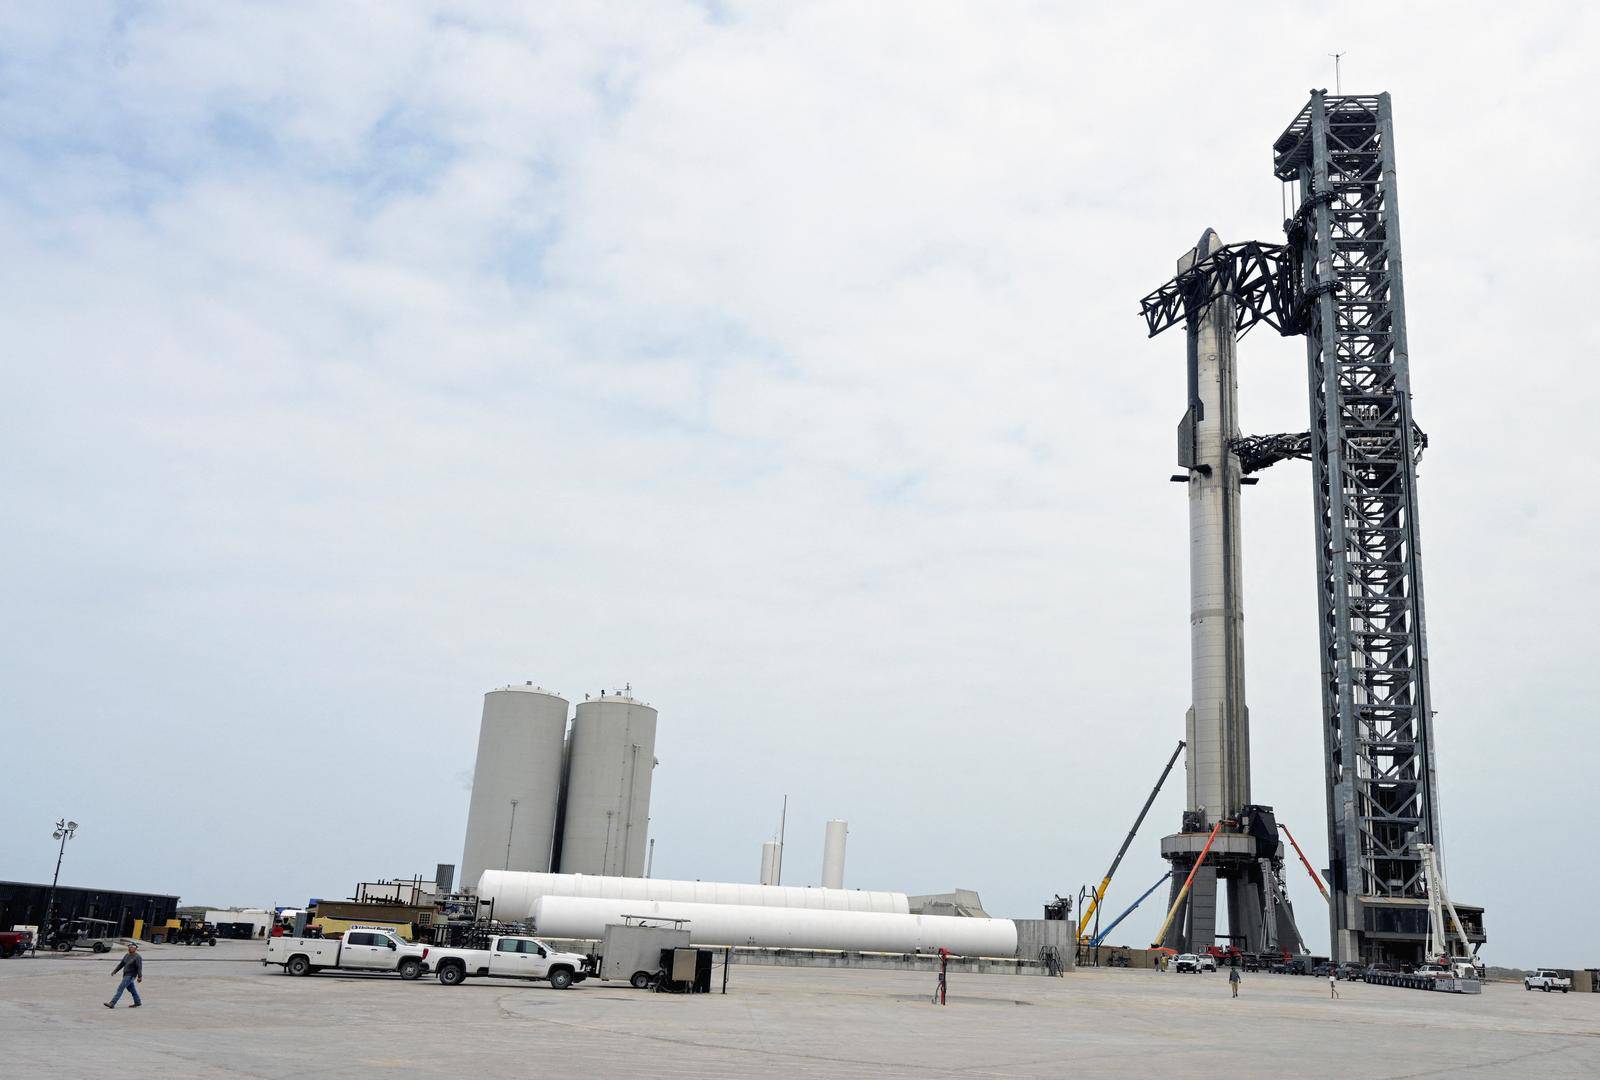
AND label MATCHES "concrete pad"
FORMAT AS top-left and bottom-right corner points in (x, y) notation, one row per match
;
(2, 942), (1595, 1078)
